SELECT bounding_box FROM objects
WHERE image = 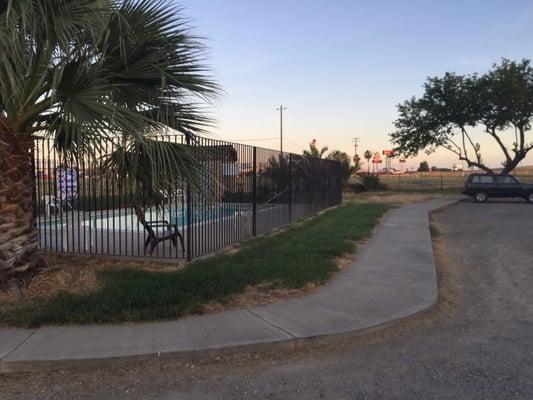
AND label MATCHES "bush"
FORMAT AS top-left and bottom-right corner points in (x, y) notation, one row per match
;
(349, 182), (367, 193)
(350, 173), (386, 192)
